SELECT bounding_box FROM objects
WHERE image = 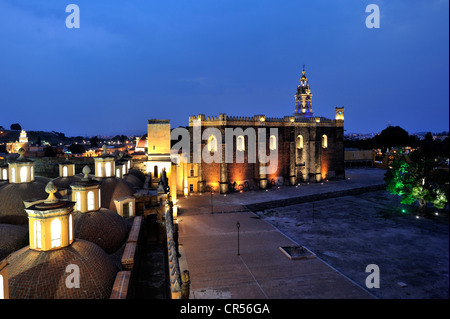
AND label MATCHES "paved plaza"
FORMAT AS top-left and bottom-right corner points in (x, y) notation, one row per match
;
(176, 169), (385, 299)
(176, 168), (449, 299)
